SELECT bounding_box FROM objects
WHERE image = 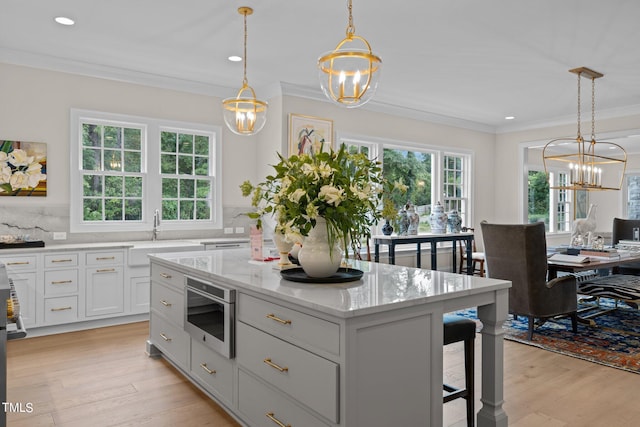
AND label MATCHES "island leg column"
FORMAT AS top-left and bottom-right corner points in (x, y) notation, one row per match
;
(476, 288), (509, 427)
